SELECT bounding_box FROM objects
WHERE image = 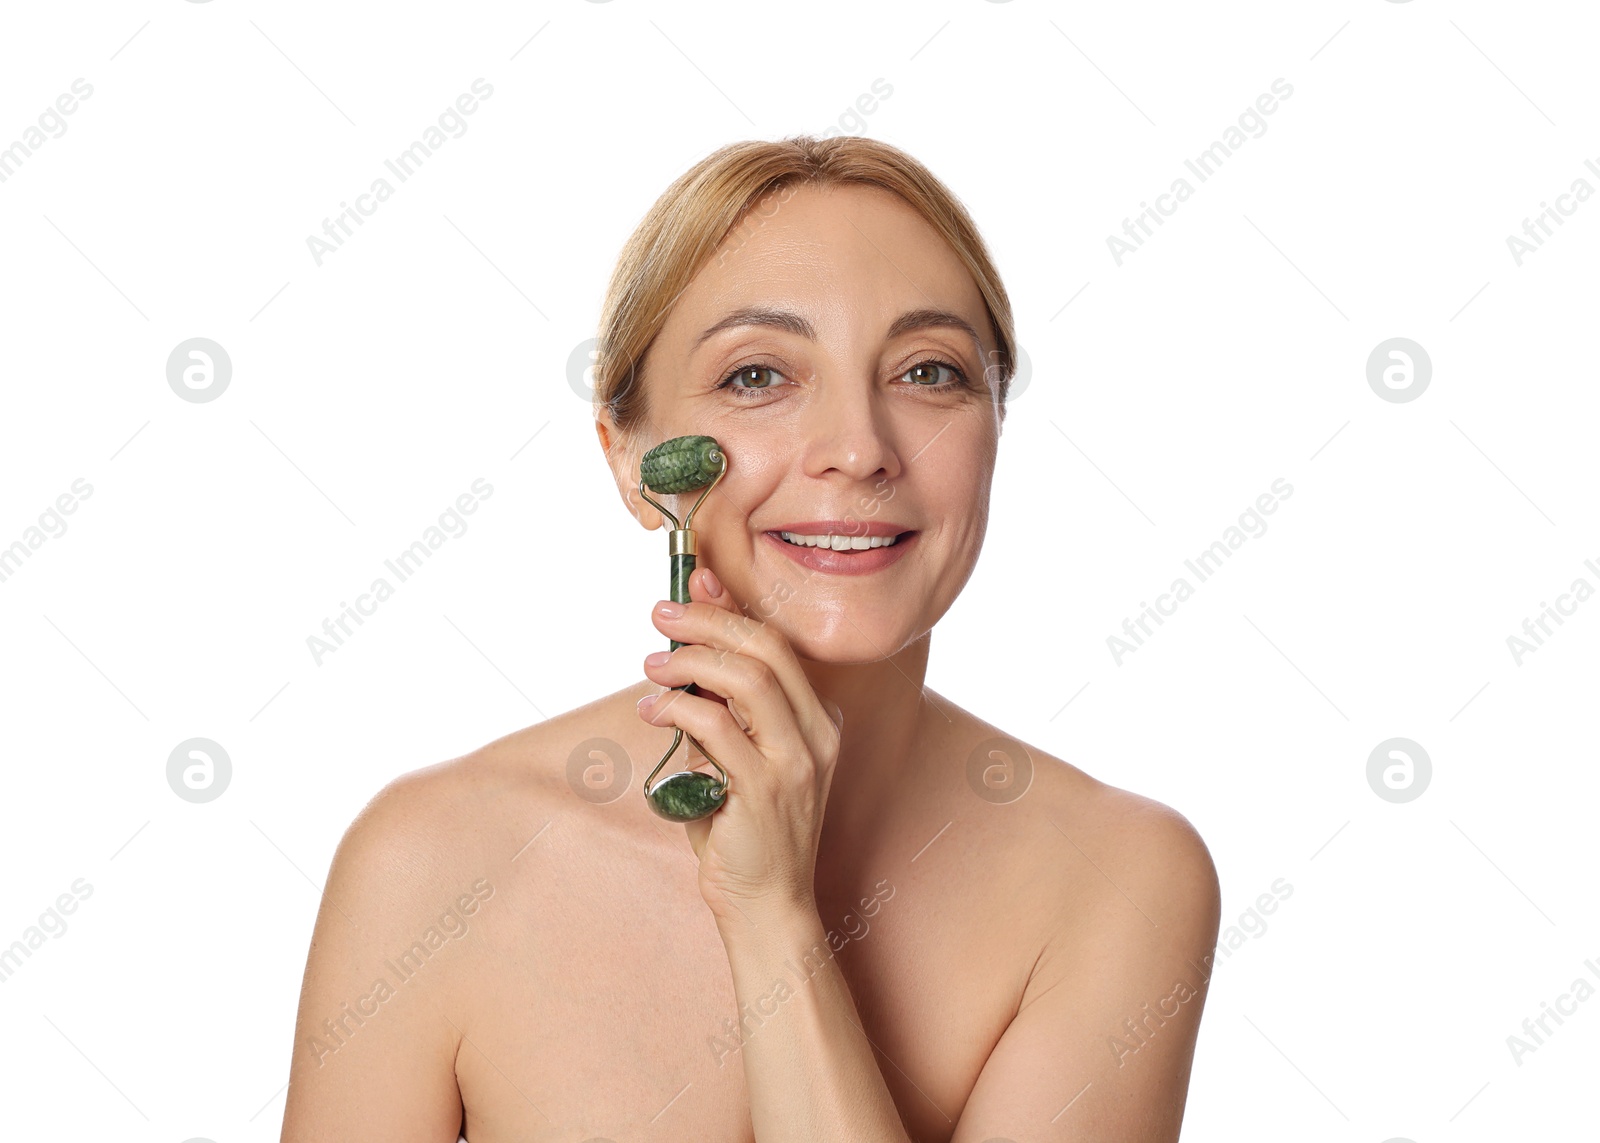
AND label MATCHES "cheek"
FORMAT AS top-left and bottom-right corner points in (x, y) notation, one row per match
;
(703, 423), (792, 478)
(923, 463), (992, 539)
(918, 473), (993, 604)
(697, 500), (774, 602)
